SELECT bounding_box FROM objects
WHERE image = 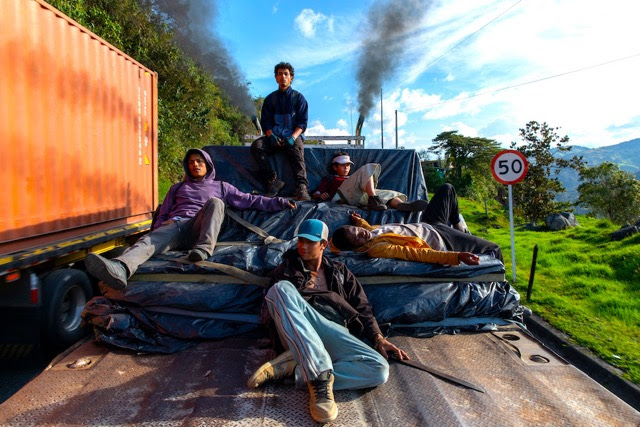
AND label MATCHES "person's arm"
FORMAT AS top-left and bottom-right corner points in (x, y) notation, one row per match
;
(351, 213), (375, 230)
(222, 182), (295, 211)
(152, 183), (179, 229)
(293, 93), (308, 135)
(260, 93), (275, 136)
(365, 241), (461, 265)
